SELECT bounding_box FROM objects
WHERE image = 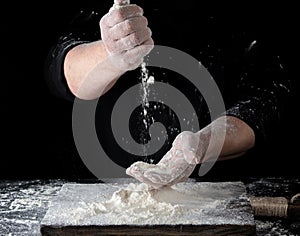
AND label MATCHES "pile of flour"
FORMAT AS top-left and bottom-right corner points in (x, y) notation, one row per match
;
(69, 183), (185, 224)
(42, 181), (254, 227)
(64, 182), (231, 225)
